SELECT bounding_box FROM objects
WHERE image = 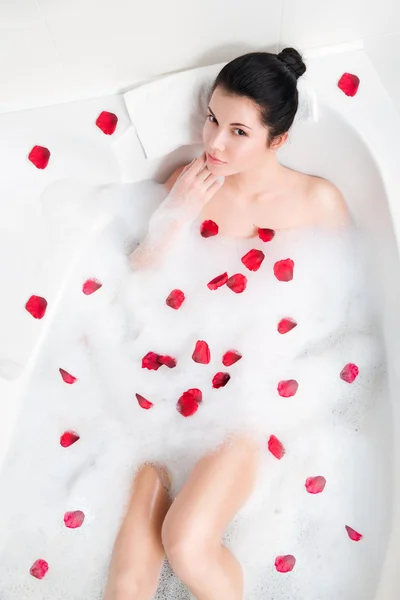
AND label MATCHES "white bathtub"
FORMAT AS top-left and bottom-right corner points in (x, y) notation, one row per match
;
(1, 46), (400, 598)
